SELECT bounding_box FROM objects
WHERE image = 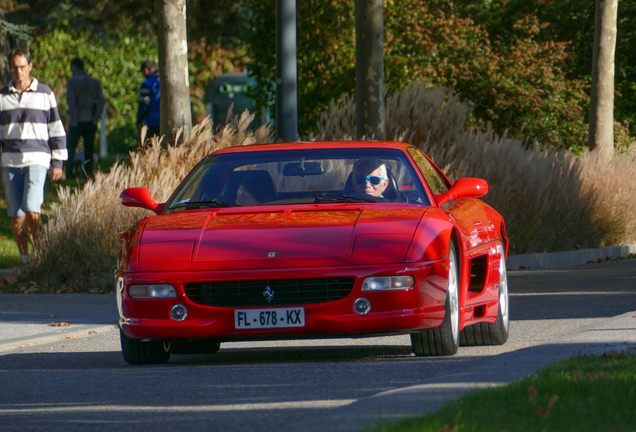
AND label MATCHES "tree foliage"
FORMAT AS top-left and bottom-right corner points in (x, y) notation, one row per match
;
(29, 27), (244, 153)
(431, 0), (636, 142)
(244, 0), (591, 149)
